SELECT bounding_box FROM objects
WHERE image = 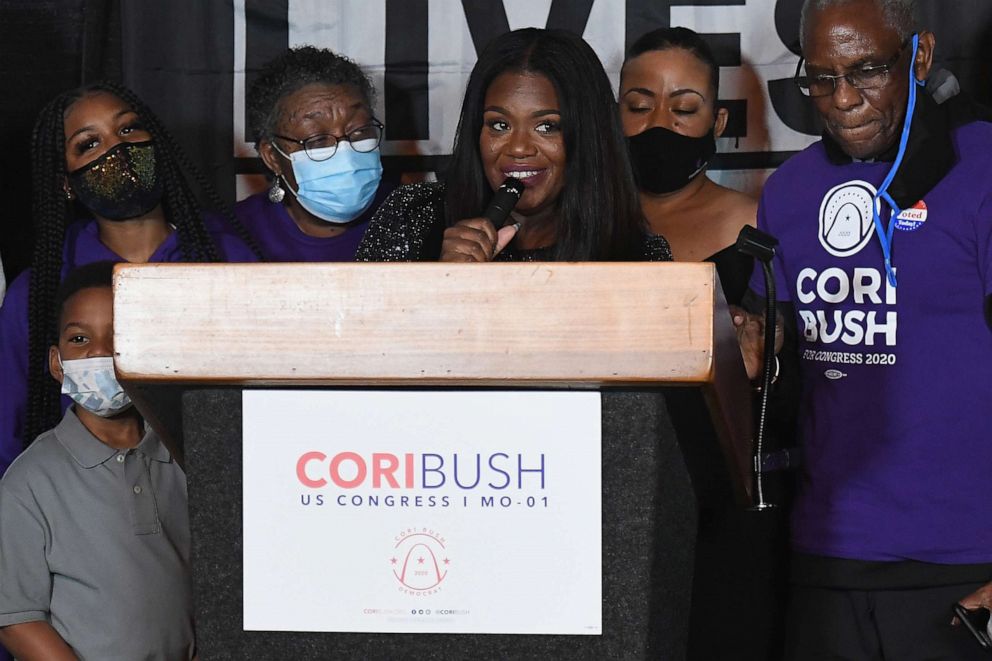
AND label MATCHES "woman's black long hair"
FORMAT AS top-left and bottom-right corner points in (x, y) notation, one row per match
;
(25, 81), (255, 444)
(445, 28), (645, 261)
